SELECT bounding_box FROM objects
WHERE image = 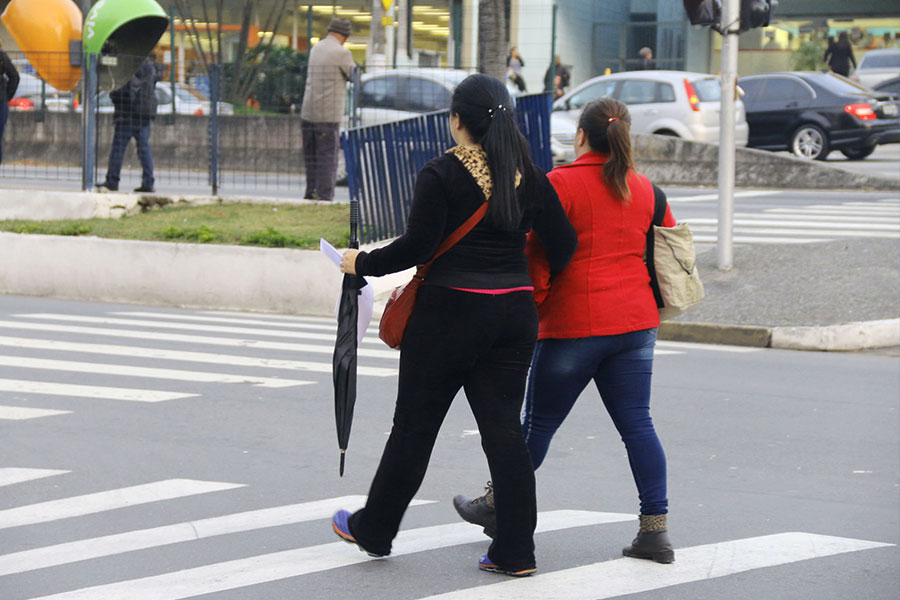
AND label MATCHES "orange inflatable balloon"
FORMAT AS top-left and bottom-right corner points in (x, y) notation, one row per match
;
(1, 0), (83, 92)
